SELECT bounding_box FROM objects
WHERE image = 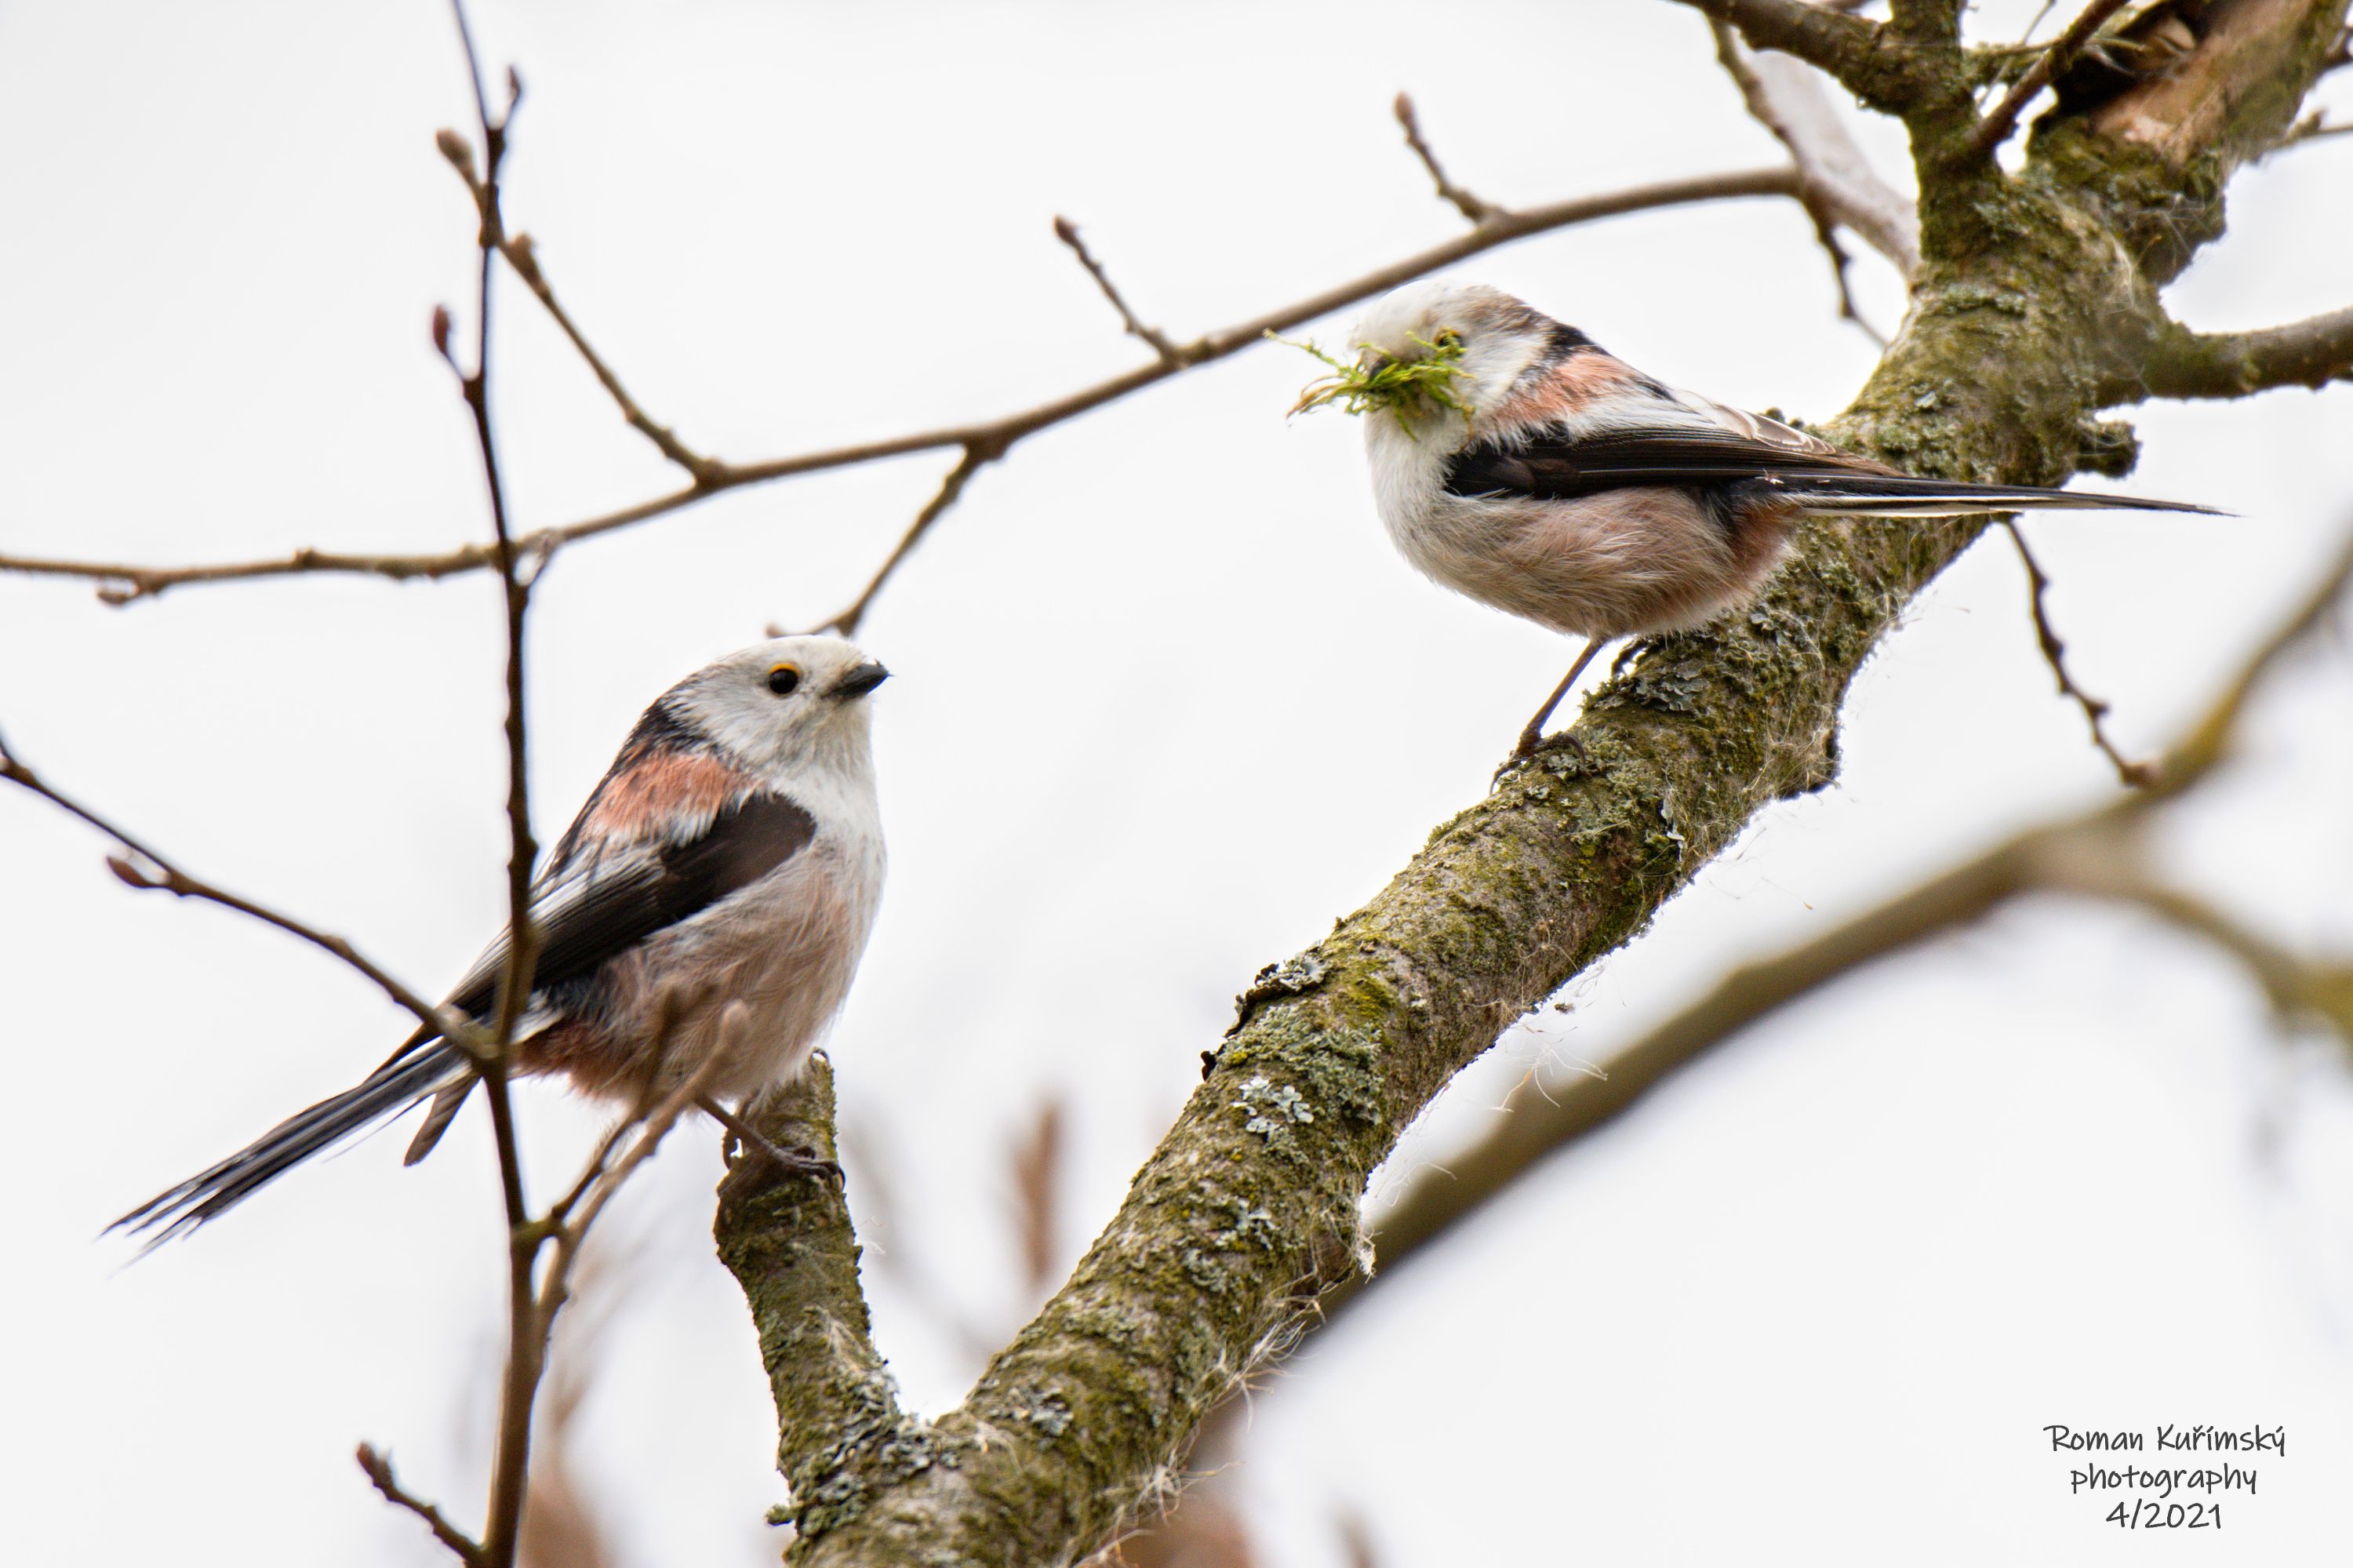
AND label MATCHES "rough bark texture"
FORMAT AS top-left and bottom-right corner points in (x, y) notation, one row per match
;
(714, 5), (2351, 1563)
